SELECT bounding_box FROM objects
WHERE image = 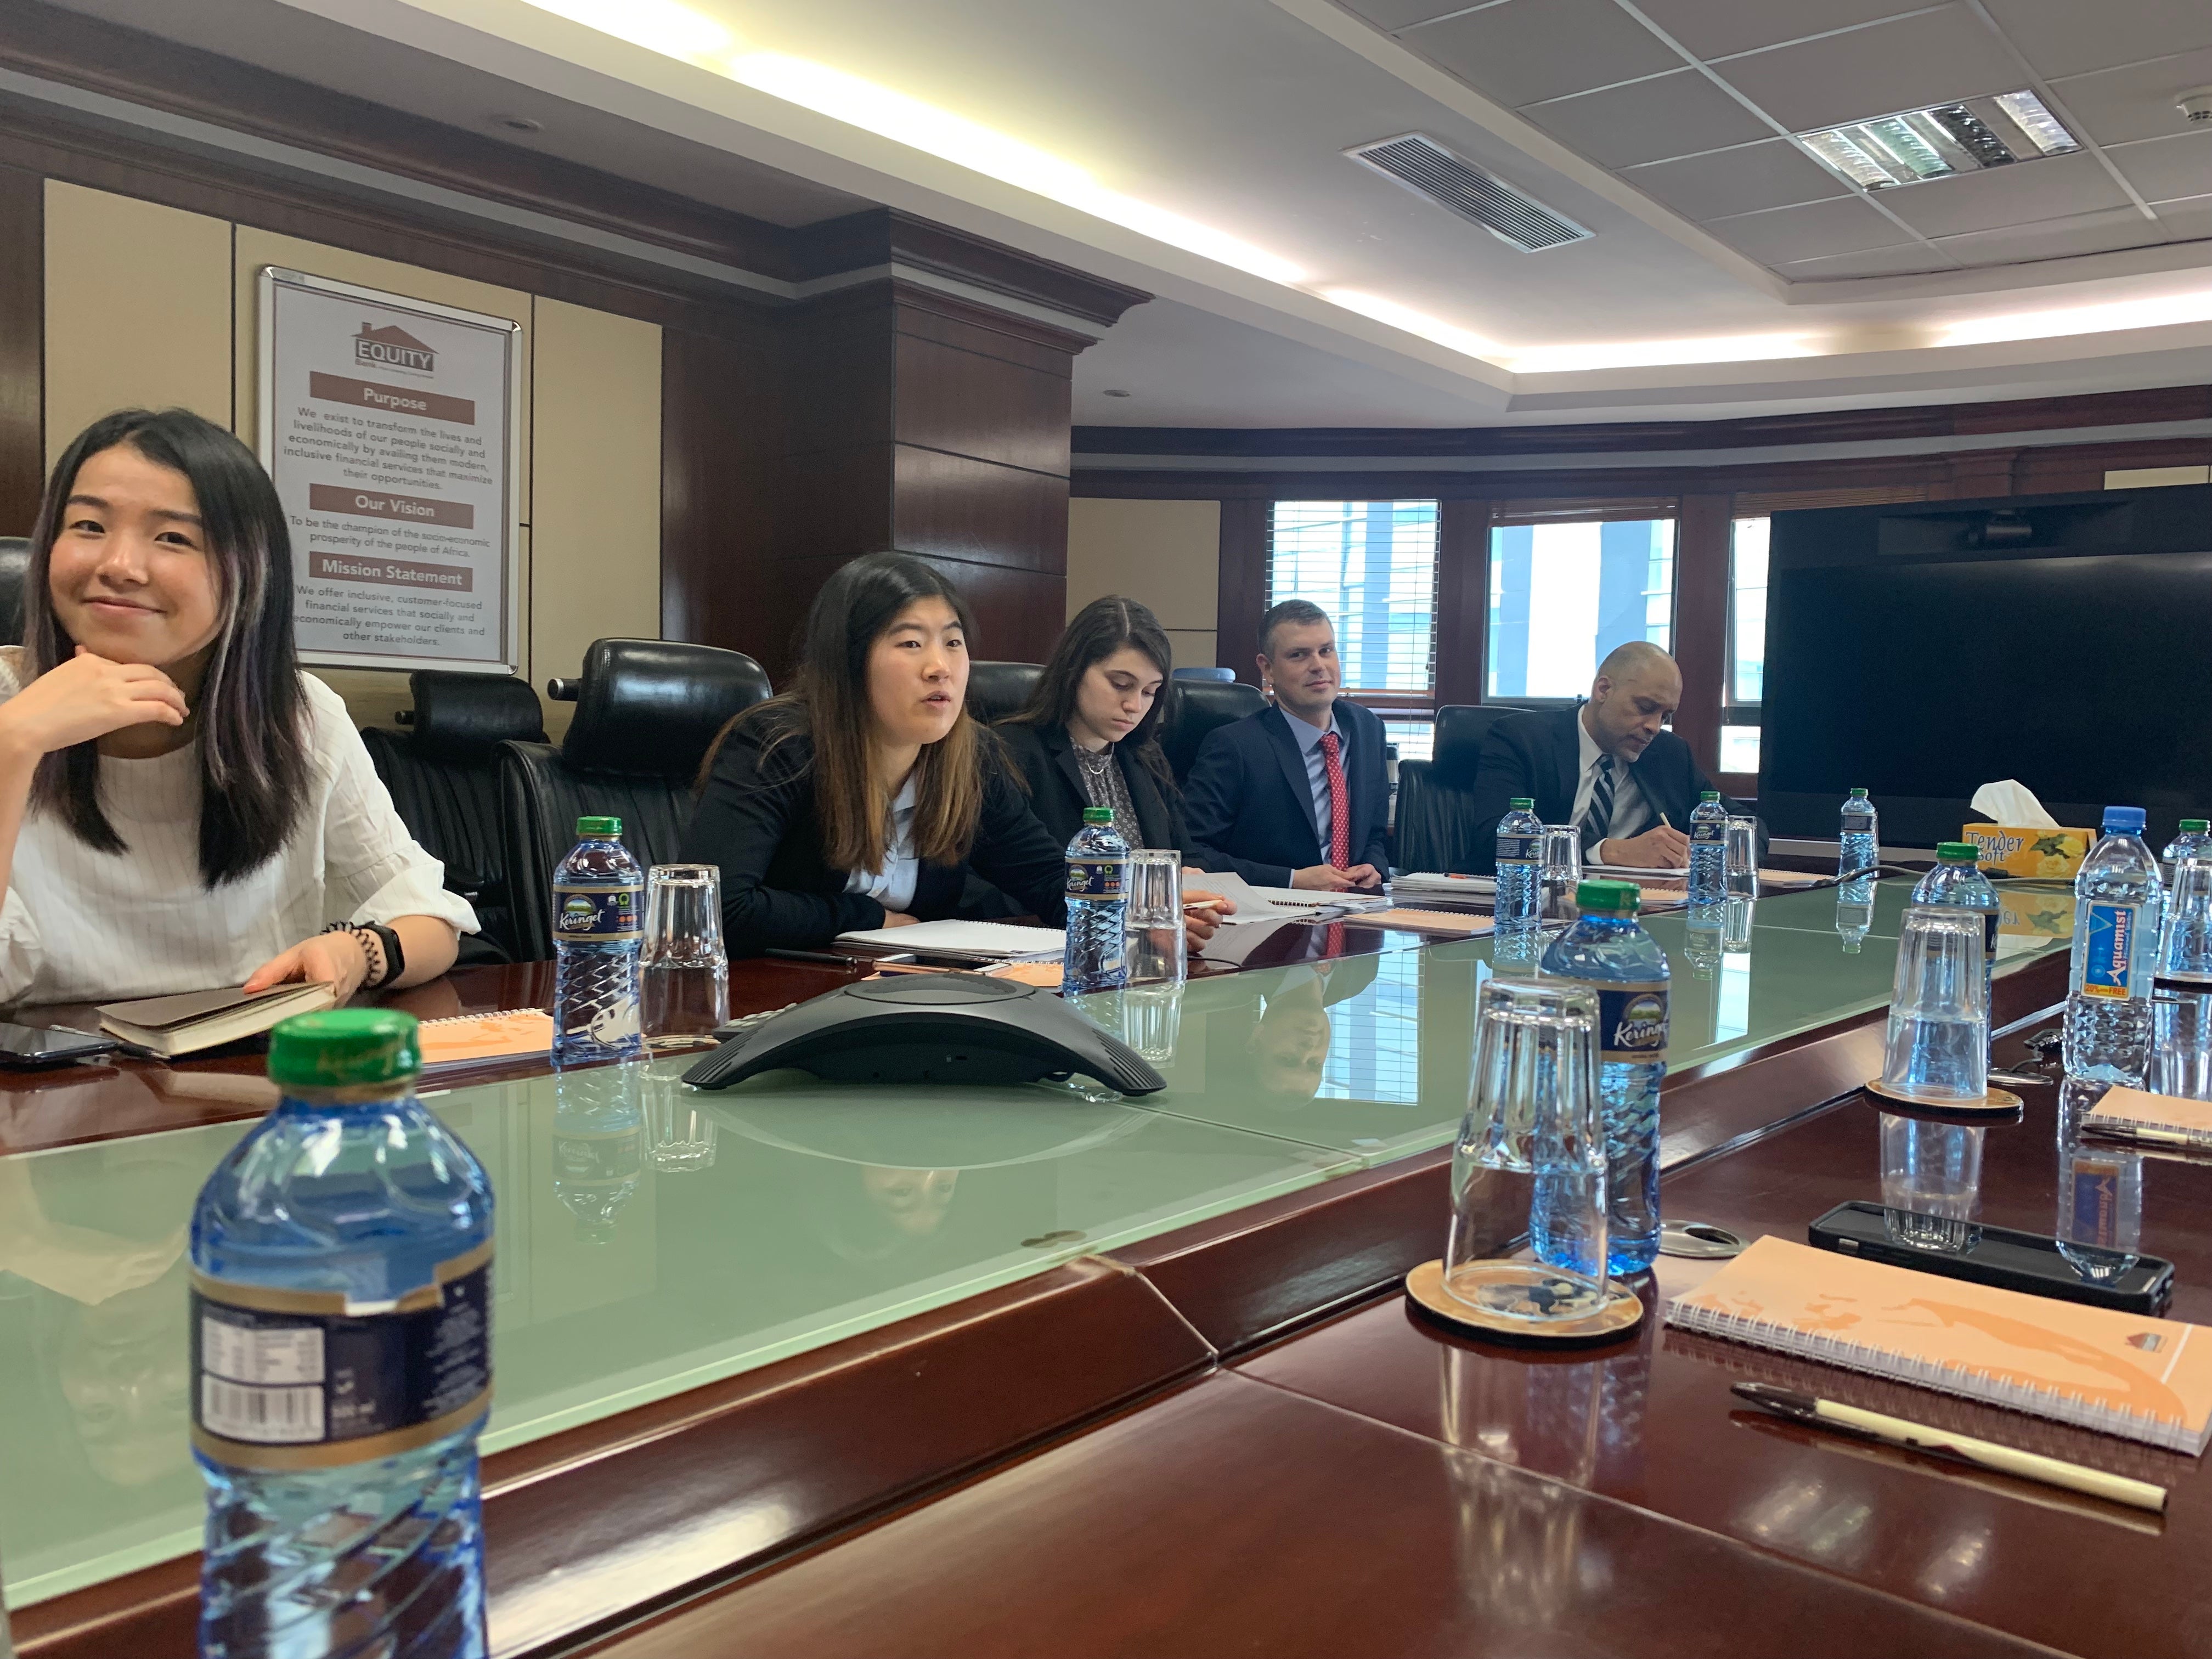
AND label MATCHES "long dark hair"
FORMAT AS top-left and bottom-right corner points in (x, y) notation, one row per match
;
(704, 552), (986, 872)
(1008, 595), (1177, 791)
(24, 409), (311, 886)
